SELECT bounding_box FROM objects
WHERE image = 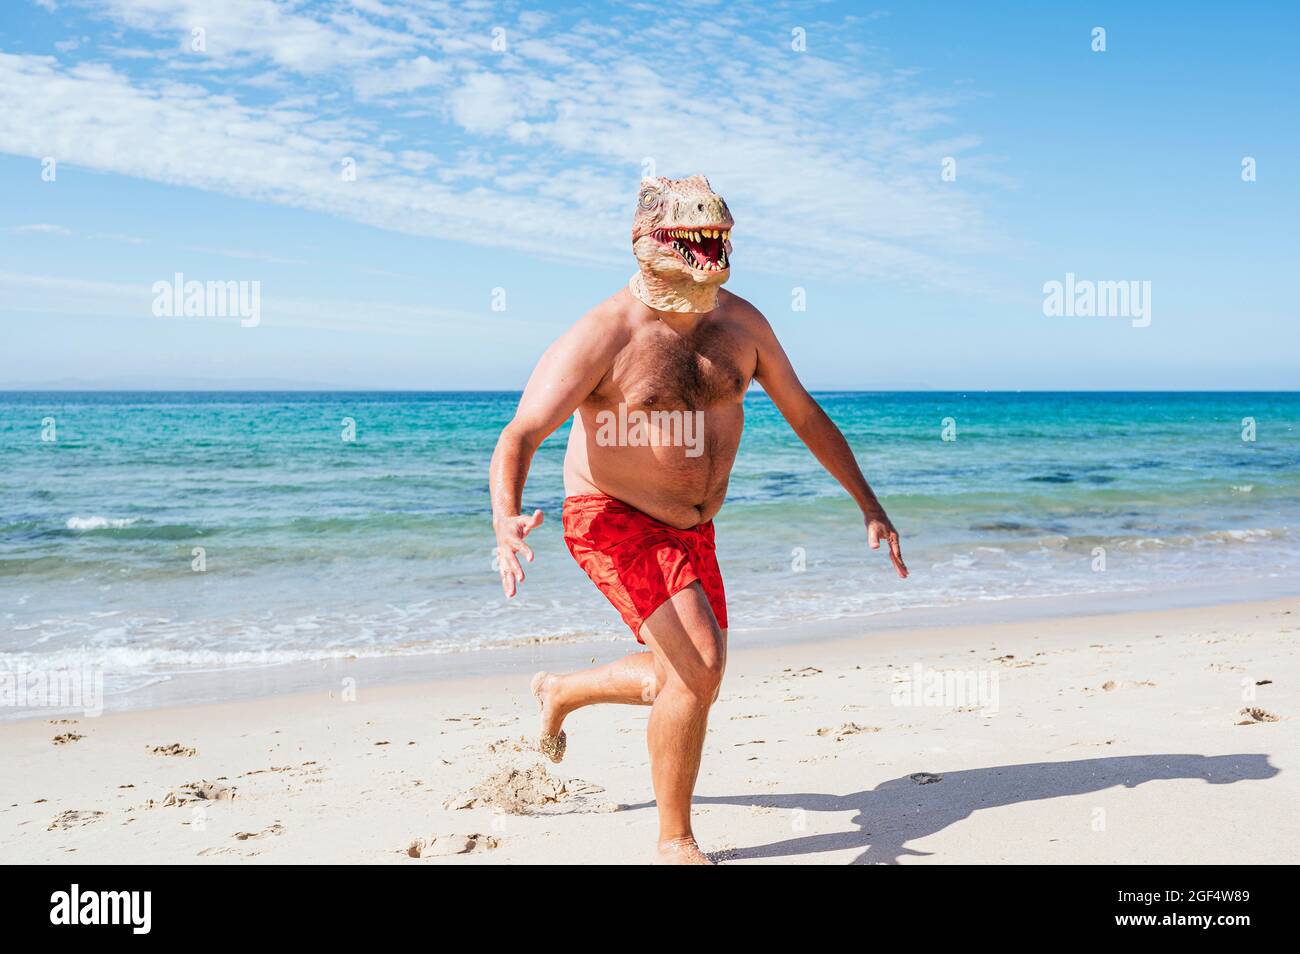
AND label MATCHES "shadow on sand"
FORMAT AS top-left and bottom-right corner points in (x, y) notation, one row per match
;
(624, 753), (1278, 864)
